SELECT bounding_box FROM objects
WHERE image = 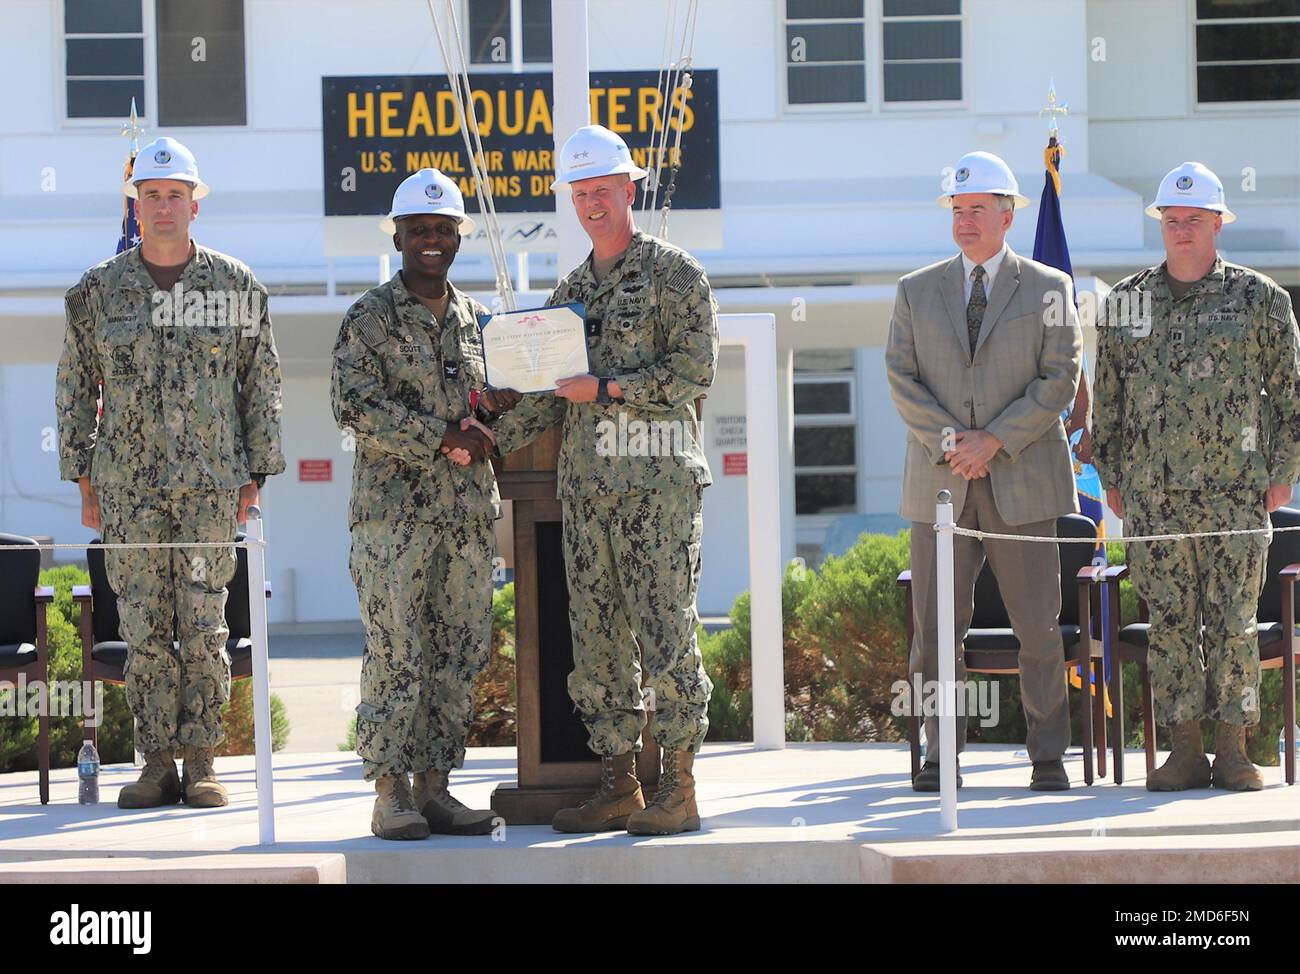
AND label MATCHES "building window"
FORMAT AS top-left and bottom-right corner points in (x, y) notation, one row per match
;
(784, 0), (867, 105)
(63, 0), (248, 125)
(881, 0), (962, 103)
(64, 0), (145, 119)
(793, 351), (858, 515)
(468, 0), (553, 65)
(1195, 0), (1300, 103)
(156, 1), (247, 126)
